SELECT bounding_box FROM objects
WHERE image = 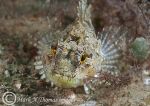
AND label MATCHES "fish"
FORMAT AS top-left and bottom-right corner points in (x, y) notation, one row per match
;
(34, 0), (125, 93)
